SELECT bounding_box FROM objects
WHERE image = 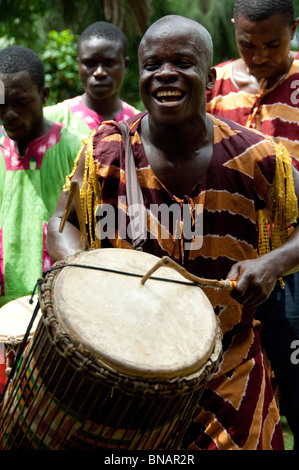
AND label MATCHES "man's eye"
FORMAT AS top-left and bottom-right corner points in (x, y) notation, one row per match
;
(177, 61), (192, 68)
(144, 62), (159, 71)
(267, 42), (280, 49)
(105, 60), (116, 67)
(83, 60), (96, 68)
(19, 100), (30, 107)
(239, 42), (253, 49)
